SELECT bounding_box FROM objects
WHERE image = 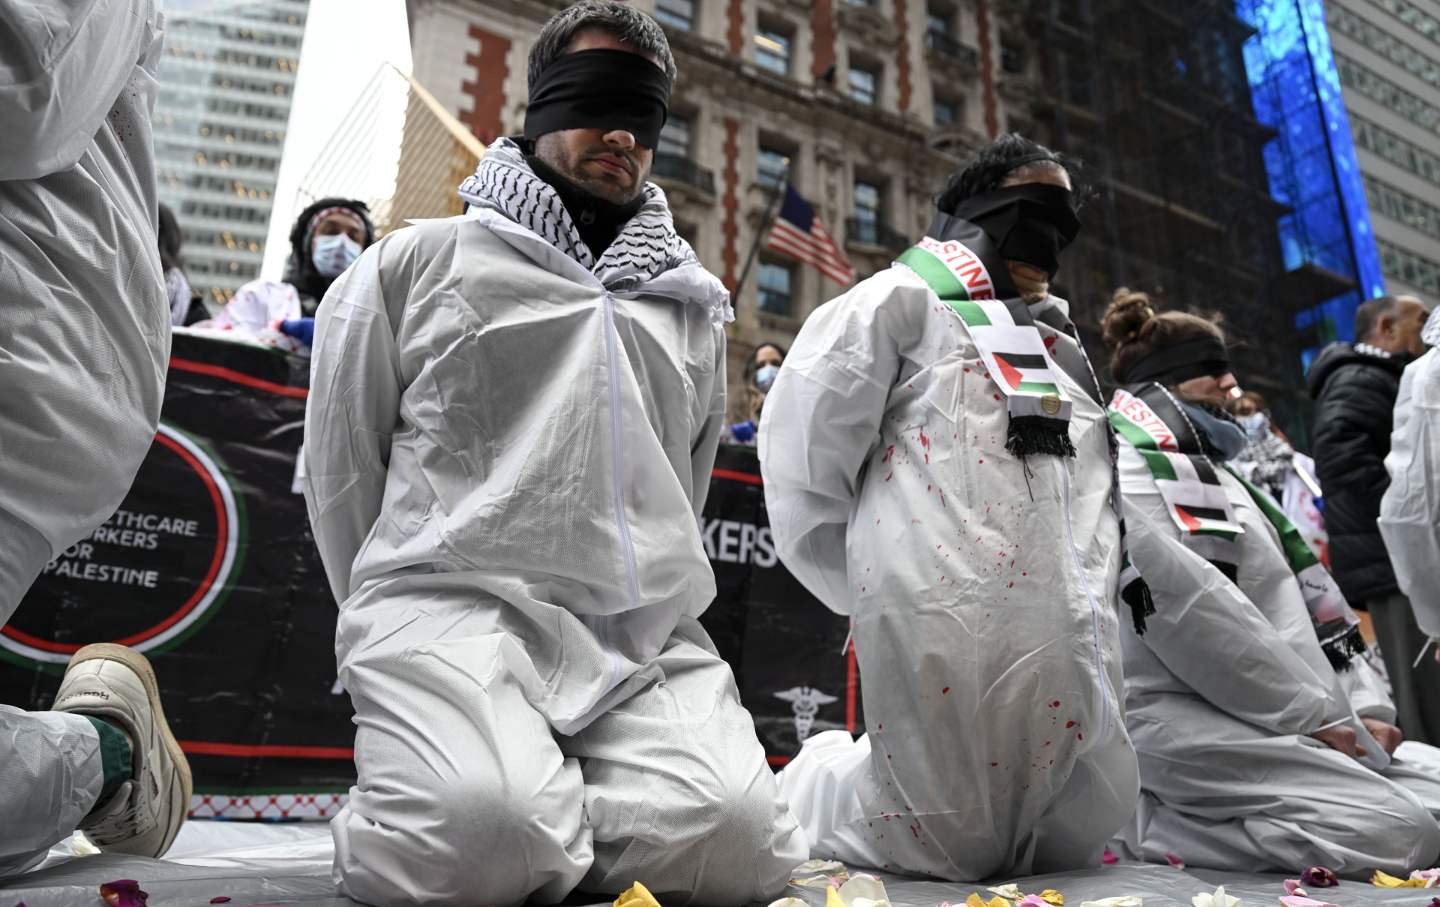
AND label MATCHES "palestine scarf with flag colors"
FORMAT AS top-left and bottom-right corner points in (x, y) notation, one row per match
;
(1109, 382), (1366, 668)
(765, 185), (856, 286)
(896, 235), (1075, 458)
